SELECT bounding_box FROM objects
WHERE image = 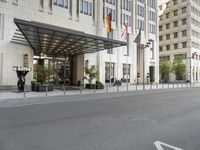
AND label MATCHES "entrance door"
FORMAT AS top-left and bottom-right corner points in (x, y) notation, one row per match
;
(149, 66), (155, 82)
